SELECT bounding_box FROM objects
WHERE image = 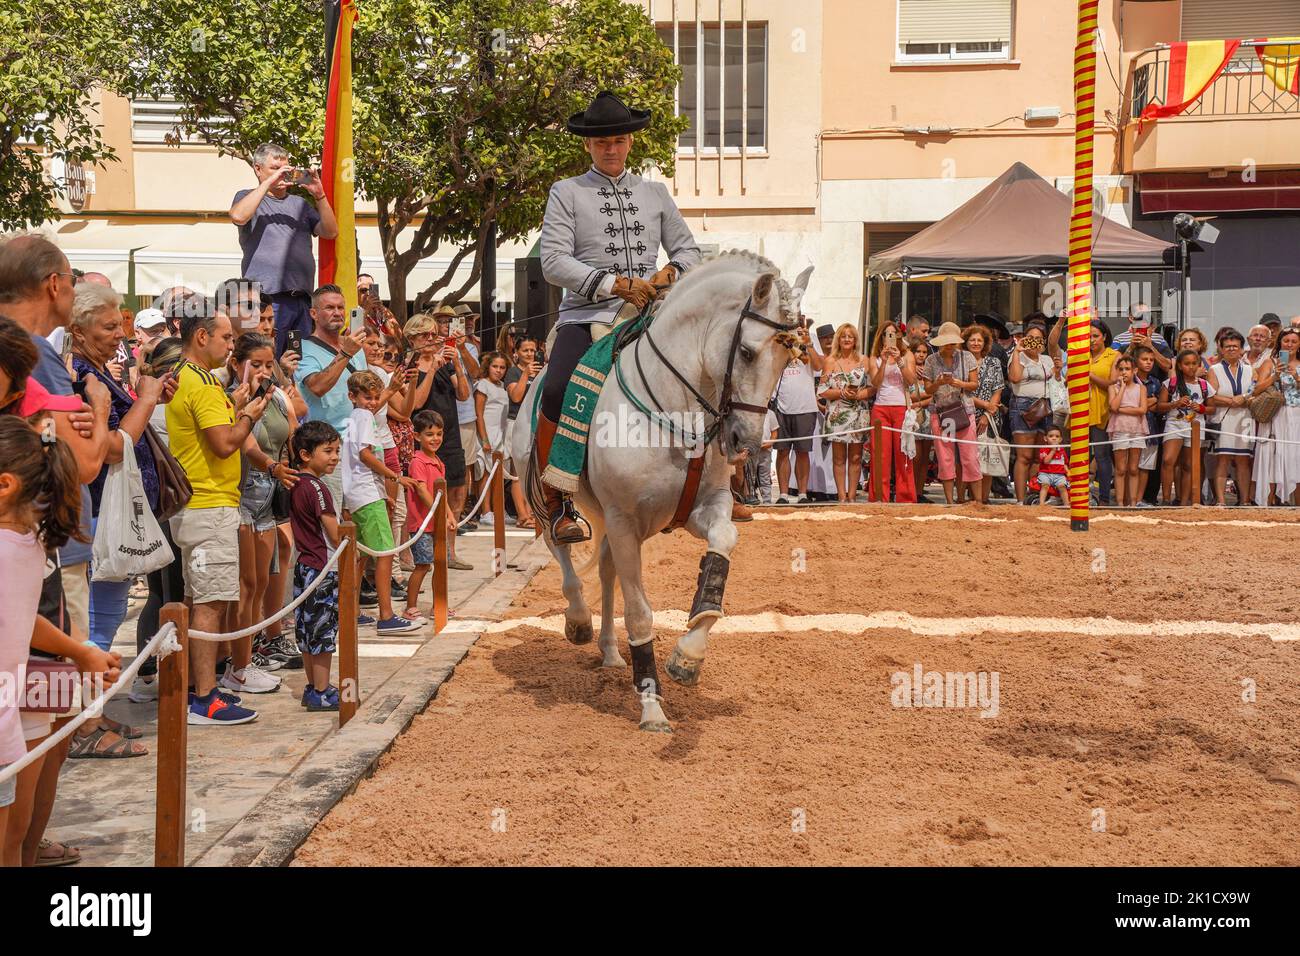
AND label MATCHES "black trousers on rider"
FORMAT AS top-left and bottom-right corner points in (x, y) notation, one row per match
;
(540, 323), (594, 423)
